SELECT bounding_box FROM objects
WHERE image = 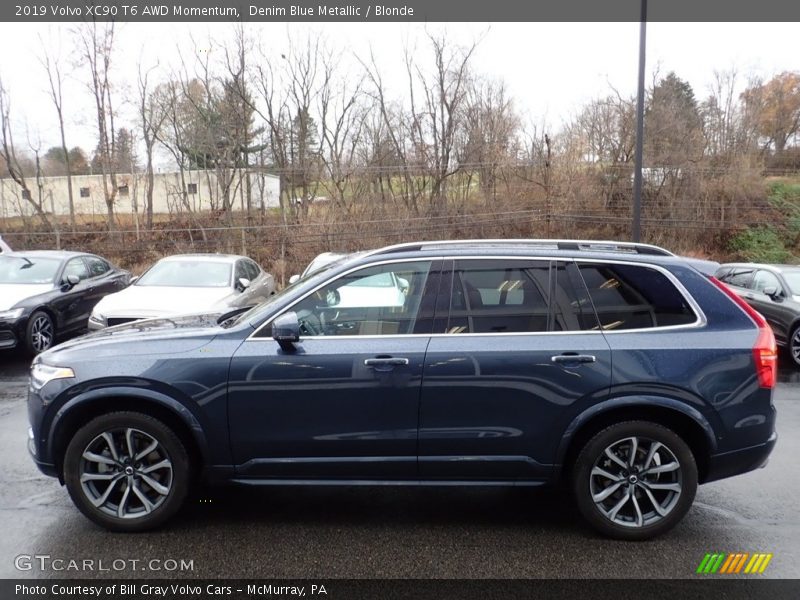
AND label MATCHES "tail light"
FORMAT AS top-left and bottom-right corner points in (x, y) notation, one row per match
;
(709, 277), (777, 389)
